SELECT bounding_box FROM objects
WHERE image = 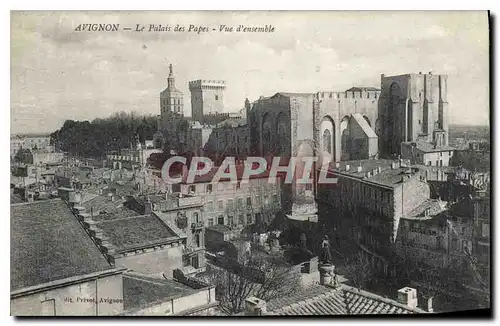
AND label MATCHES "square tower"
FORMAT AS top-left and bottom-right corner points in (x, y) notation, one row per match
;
(189, 80), (226, 123)
(379, 72), (449, 157)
